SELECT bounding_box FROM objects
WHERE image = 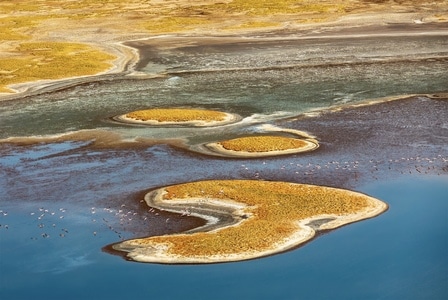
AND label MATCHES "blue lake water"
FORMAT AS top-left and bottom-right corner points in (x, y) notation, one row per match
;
(1, 176), (446, 299)
(1, 33), (447, 299)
